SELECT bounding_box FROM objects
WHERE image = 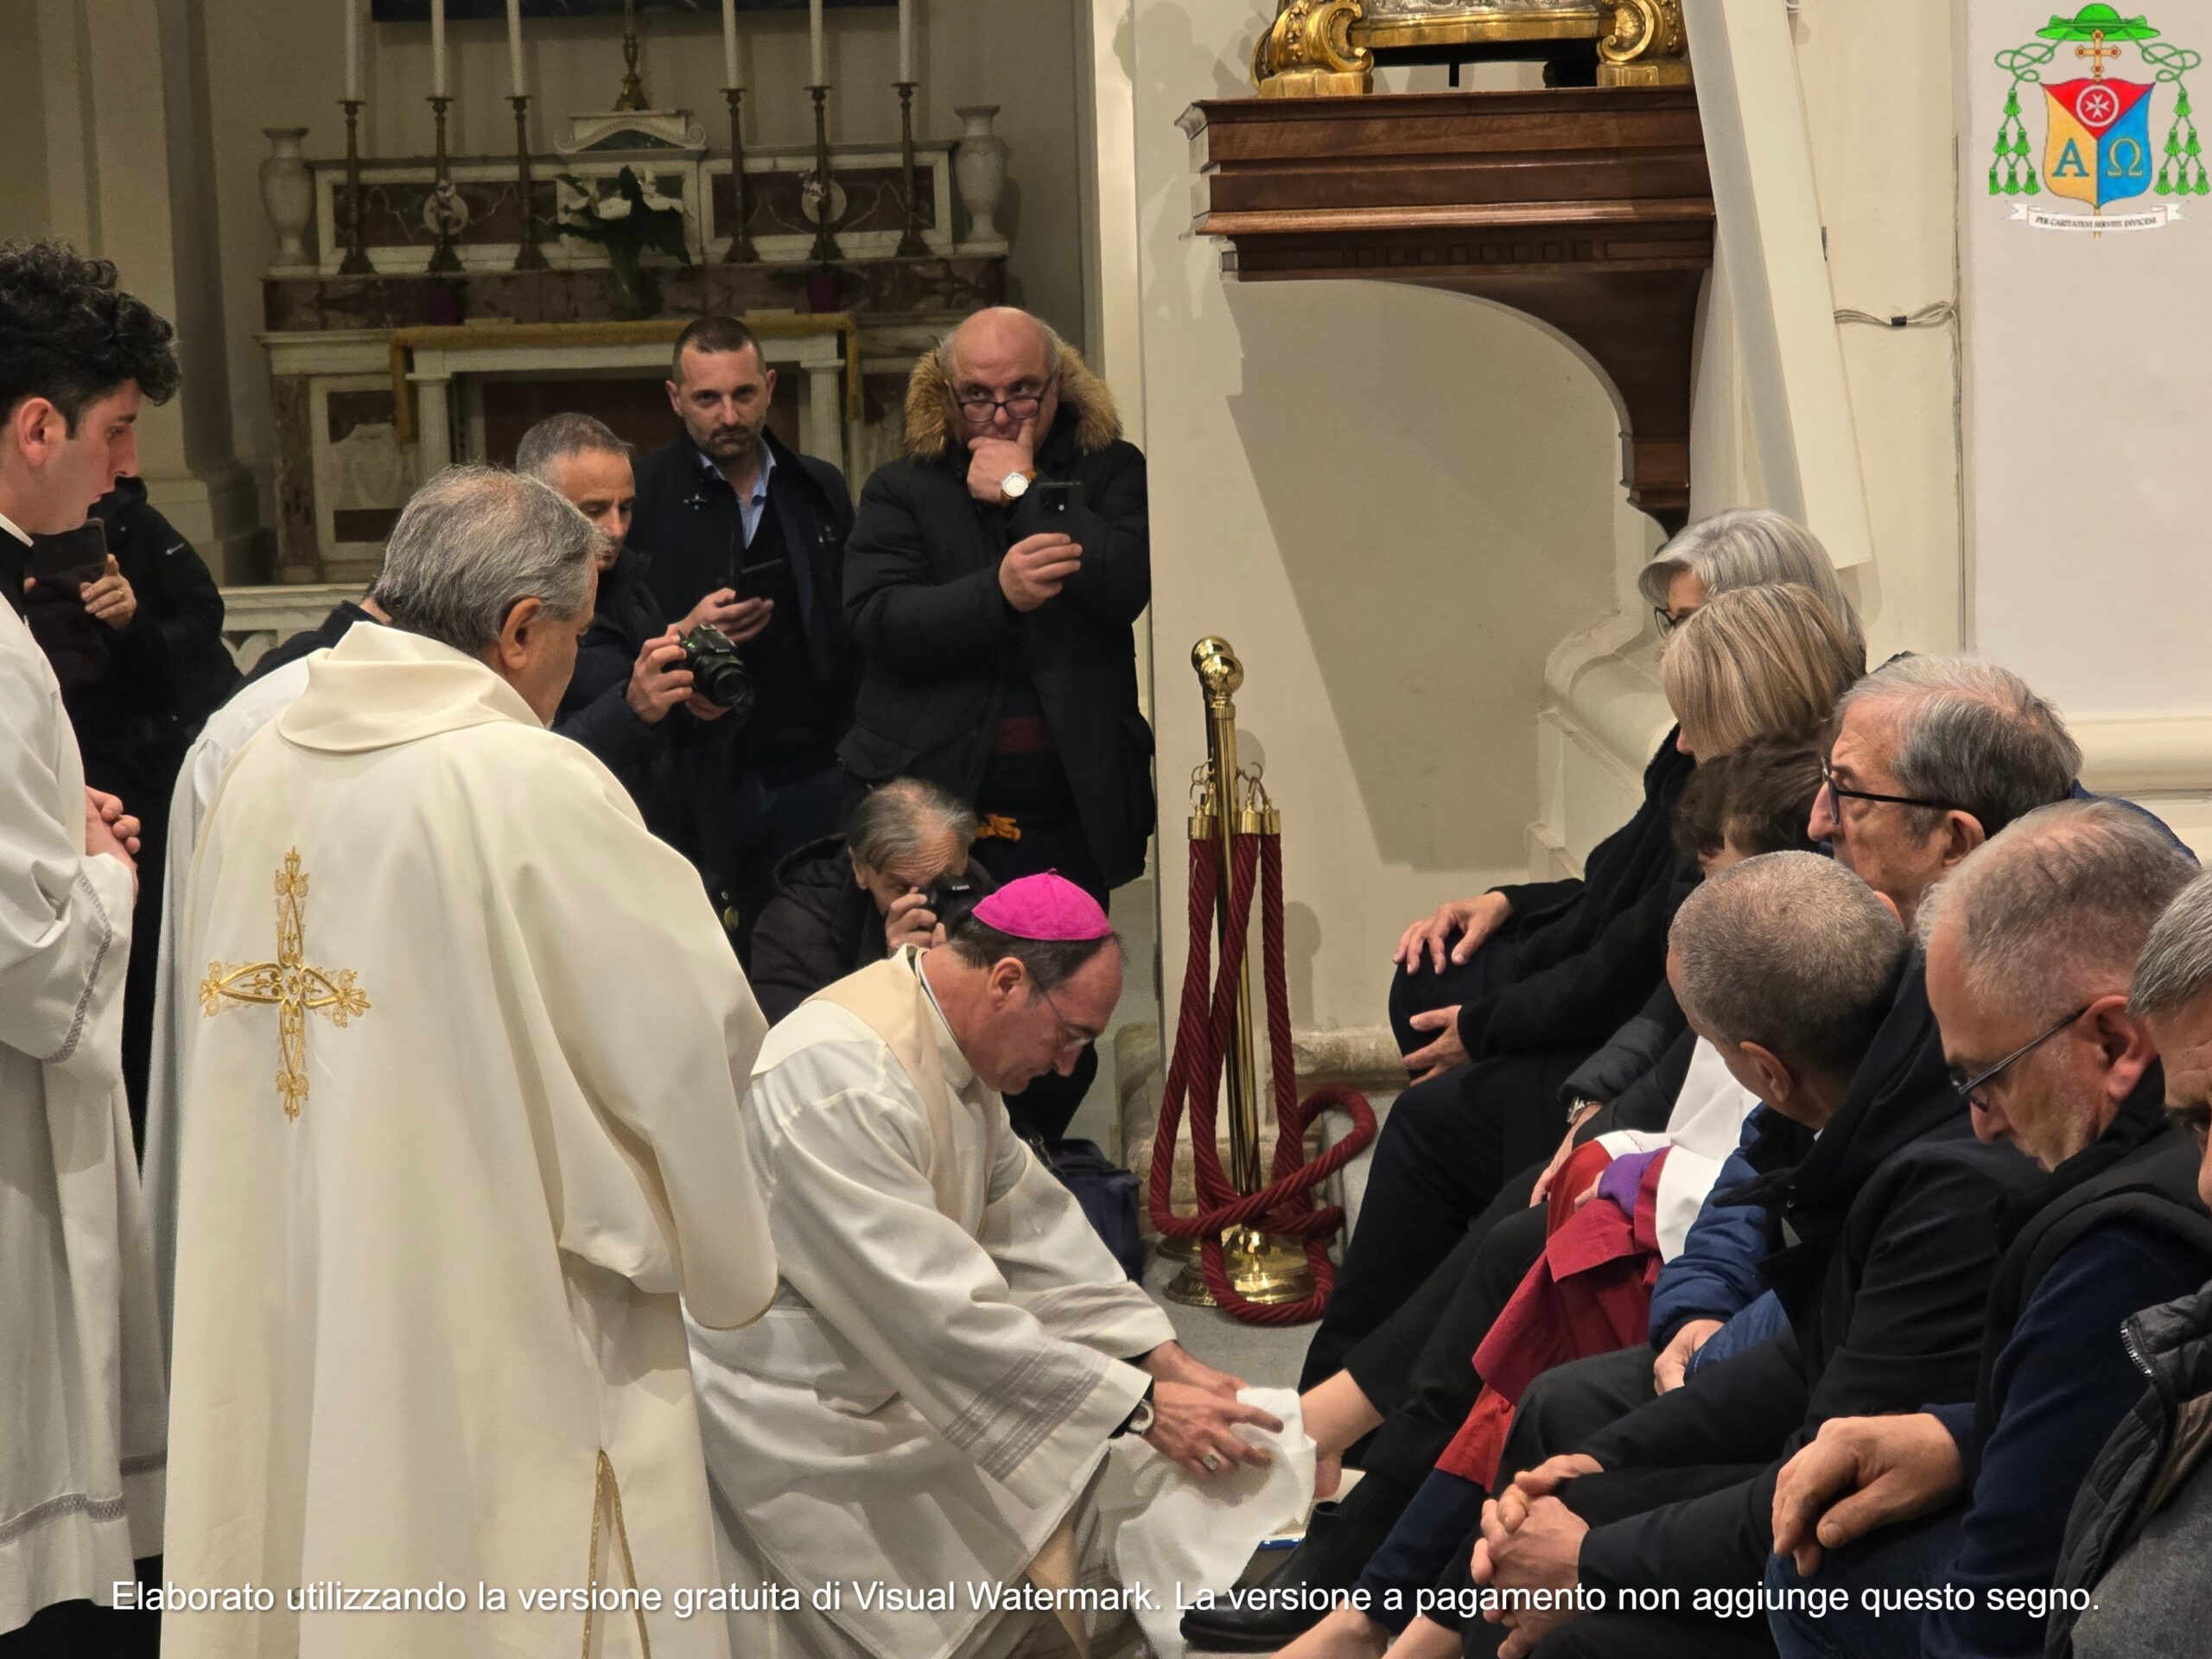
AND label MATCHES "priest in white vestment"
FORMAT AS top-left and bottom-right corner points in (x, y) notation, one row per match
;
(0, 242), (174, 1637)
(690, 874), (1285, 1659)
(164, 467), (776, 1659)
